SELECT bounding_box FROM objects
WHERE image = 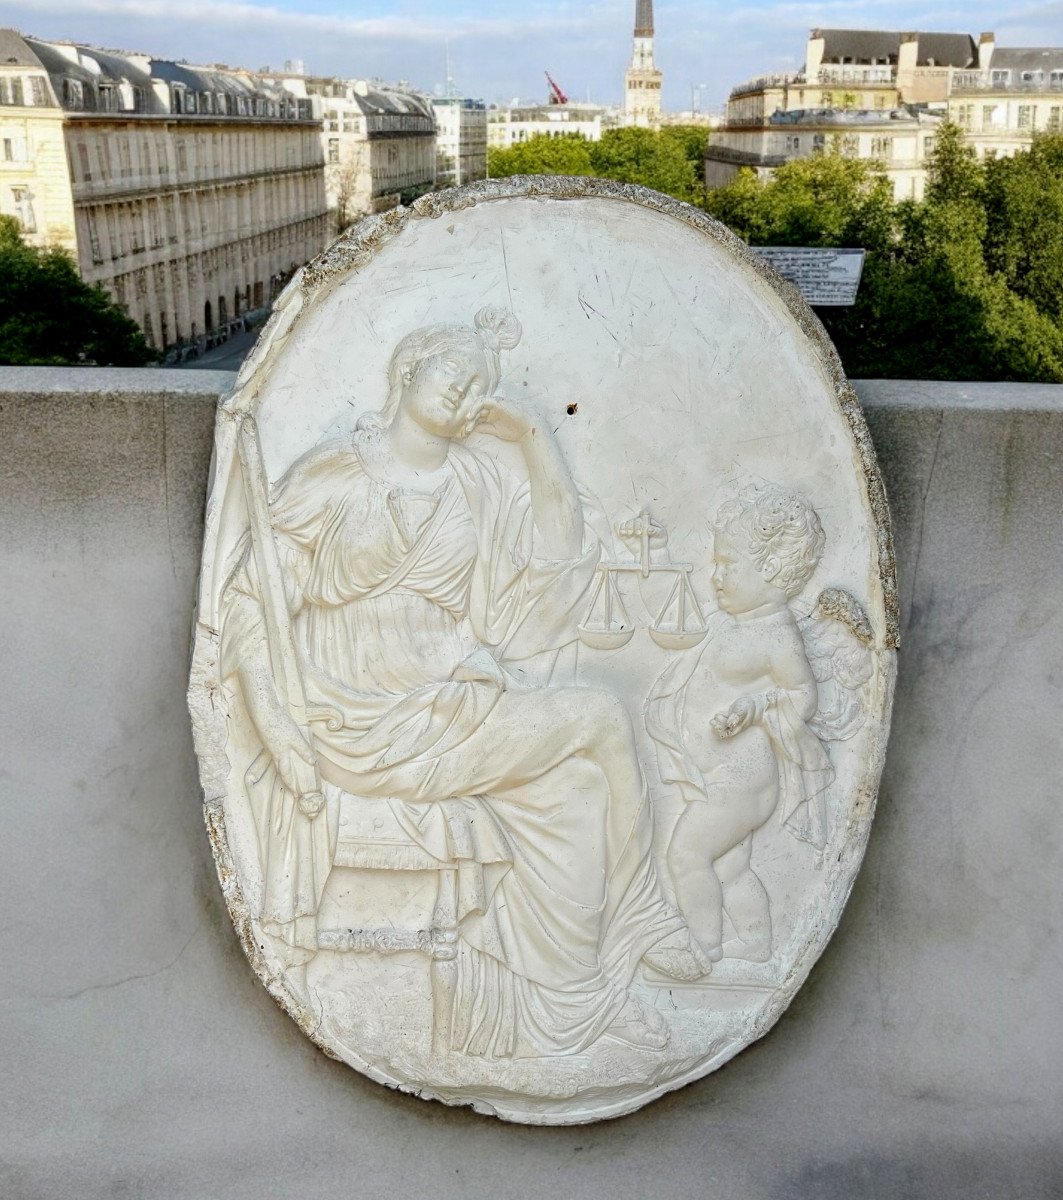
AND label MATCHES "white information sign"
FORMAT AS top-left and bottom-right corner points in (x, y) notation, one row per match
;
(751, 247), (866, 306)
